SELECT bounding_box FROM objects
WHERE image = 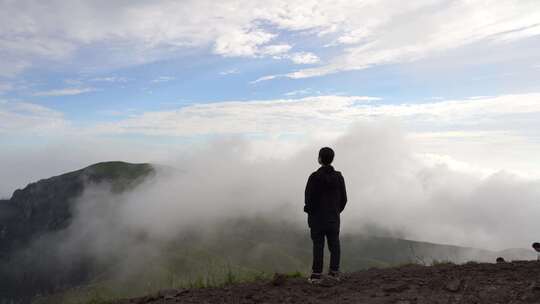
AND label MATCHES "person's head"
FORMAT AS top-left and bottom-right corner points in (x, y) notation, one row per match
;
(318, 147), (335, 166)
